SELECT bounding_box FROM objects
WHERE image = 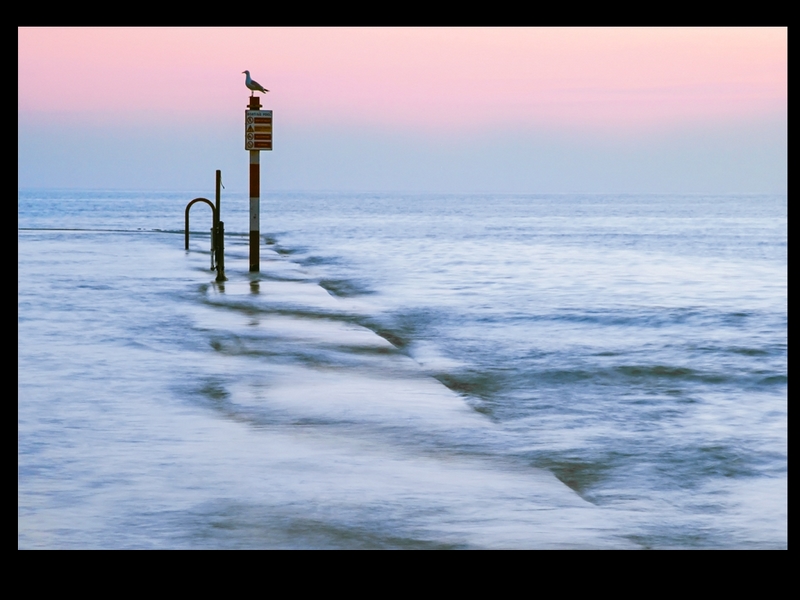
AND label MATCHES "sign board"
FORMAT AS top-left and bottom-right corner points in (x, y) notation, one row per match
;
(245, 110), (273, 151)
